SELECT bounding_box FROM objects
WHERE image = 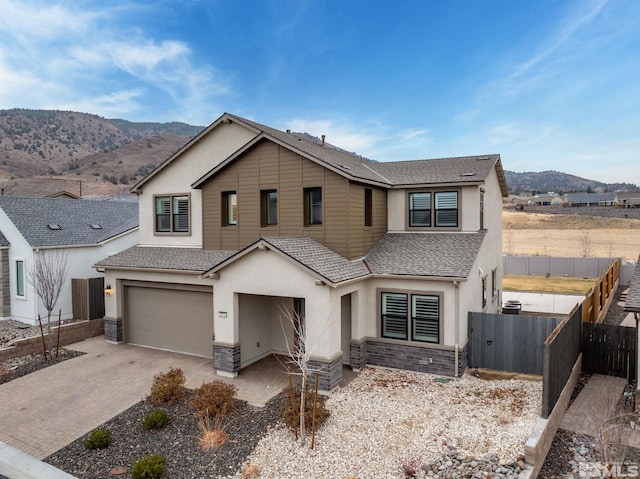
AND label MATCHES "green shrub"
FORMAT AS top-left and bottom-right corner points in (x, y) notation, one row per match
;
(189, 380), (237, 419)
(148, 368), (185, 405)
(84, 428), (111, 450)
(131, 454), (166, 479)
(281, 386), (330, 433)
(142, 409), (170, 431)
